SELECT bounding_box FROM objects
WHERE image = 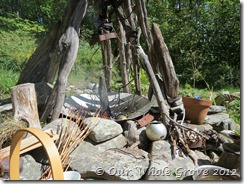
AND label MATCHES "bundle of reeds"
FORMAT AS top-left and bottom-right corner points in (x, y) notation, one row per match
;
(39, 111), (99, 180)
(0, 119), (27, 149)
